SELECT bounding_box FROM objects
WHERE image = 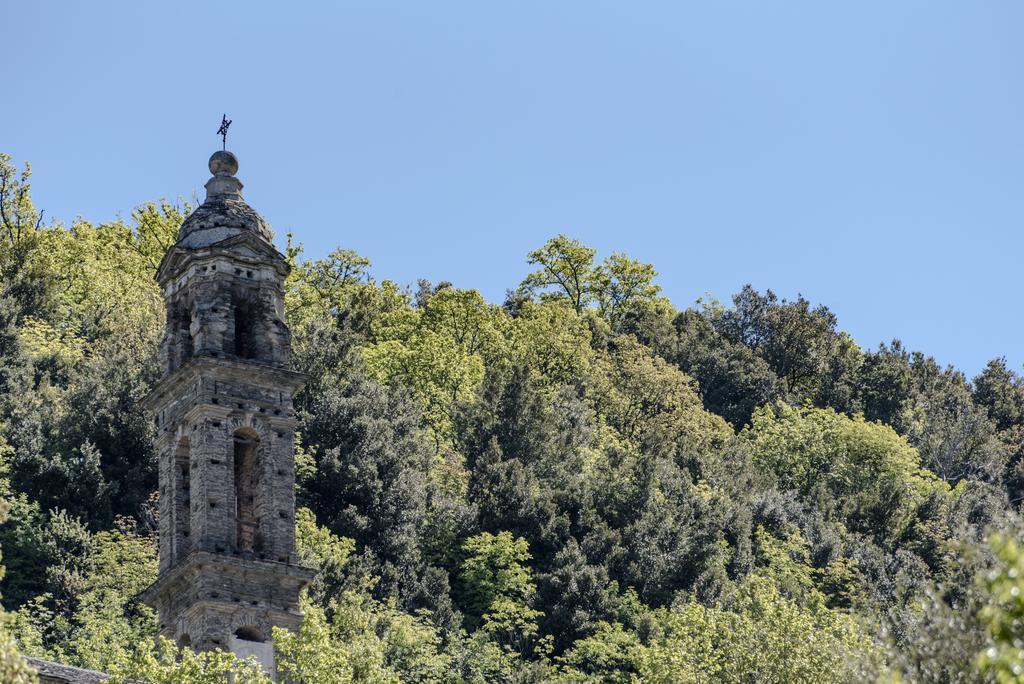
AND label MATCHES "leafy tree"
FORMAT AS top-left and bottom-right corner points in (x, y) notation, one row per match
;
(456, 532), (540, 636)
(0, 153), (46, 313)
(509, 301), (592, 387)
(362, 287), (513, 444)
(976, 531), (1024, 682)
(712, 286), (860, 403)
(672, 308), (780, 429)
(556, 621), (642, 683)
(0, 492), (40, 683)
(858, 340), (916, 430)
(286, 244), (373, 332)
(591, 252), (661, 330)
(536, 539), (617, 653)
(519, 235), (596, 312)
(907, 356), (1006, 486)
(973, 358), (1024, 432)
(275, 593), (457, 684)
(298, 368), (433, 602)
(589, 335), (732, 453)
(107, 637), (270, 684)
(638, 576), (881, 683)
(418, 287), (508, 363)
(294, 506), (357, 612)
(742, 403), (943, 545)
(63, 522), (157, 673)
